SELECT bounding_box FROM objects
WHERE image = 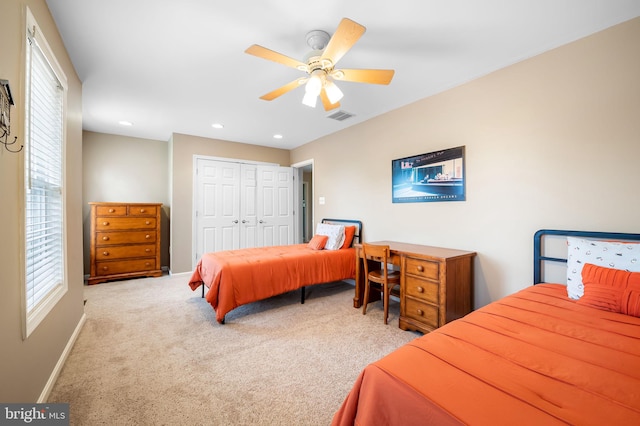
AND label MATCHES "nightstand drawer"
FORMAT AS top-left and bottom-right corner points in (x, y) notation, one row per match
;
(404, 276), (438, 303)
(96, 231), (156, 245)
(96, 259), (156, 276)
(404, 297), (438, 328)
(405, 257), (439, 281)
(95, 217), (156, 231)
(96, 244), (156, 260)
